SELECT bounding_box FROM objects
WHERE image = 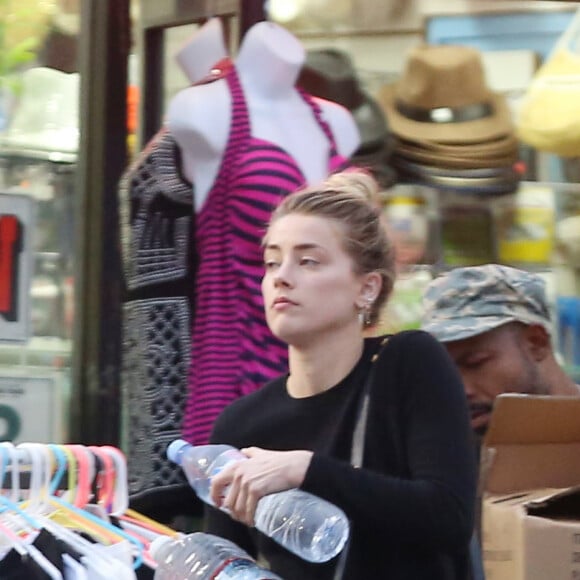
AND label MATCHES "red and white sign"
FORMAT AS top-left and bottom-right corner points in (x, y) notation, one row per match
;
(0, 194), (34, 342)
